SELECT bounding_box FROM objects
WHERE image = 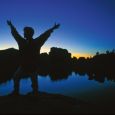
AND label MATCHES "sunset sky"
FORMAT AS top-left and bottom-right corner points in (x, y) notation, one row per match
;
(0, 0), (115, 58)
